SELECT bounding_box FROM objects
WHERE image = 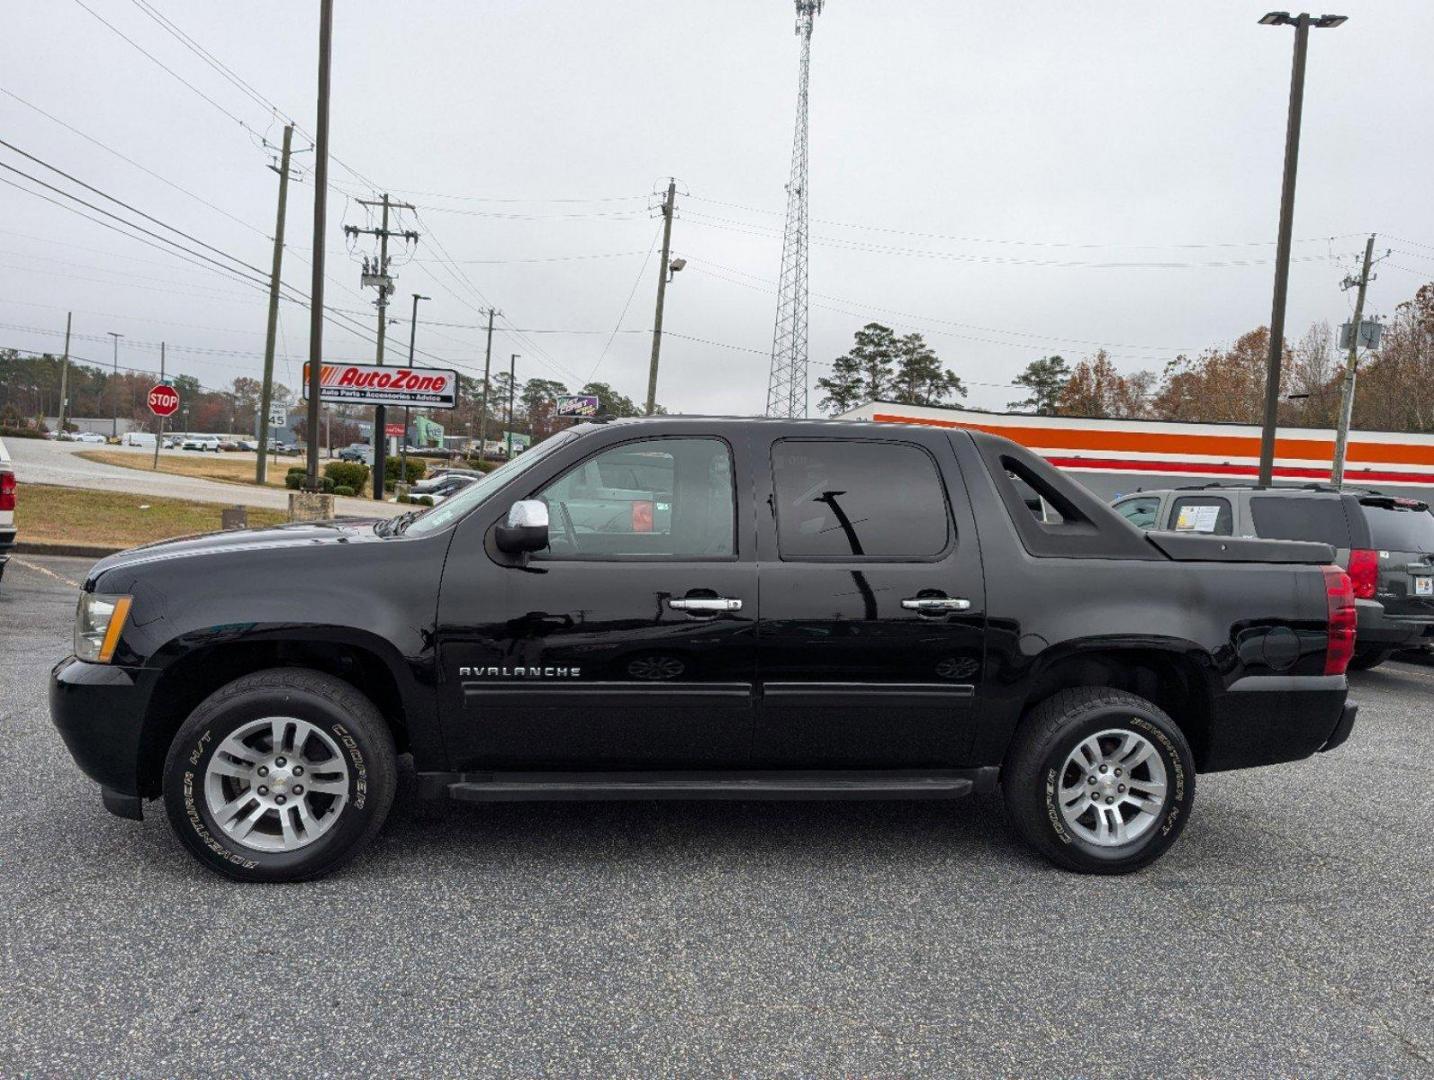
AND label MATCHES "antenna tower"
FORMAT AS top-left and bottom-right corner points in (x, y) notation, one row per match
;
(765, 0), (823, 418)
